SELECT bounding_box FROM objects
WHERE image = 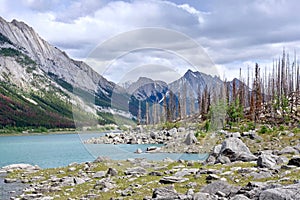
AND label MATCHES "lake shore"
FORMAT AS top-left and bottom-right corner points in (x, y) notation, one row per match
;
(84, 126), (213, 154)
(0, 129), (119, 137)
(2, 127), (300, 200)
